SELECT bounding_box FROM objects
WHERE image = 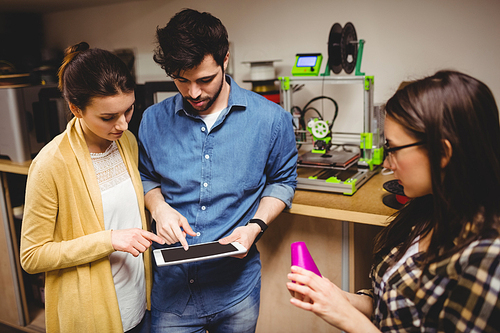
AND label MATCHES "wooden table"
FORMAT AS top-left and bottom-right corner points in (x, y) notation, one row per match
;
(291, 169), (396, 226)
